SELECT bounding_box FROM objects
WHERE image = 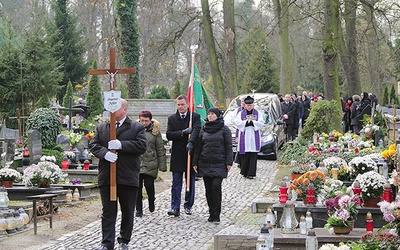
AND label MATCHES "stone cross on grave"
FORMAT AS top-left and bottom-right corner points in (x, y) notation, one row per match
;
(89, 48), (136, 201)
(9, 108), (29, 139)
